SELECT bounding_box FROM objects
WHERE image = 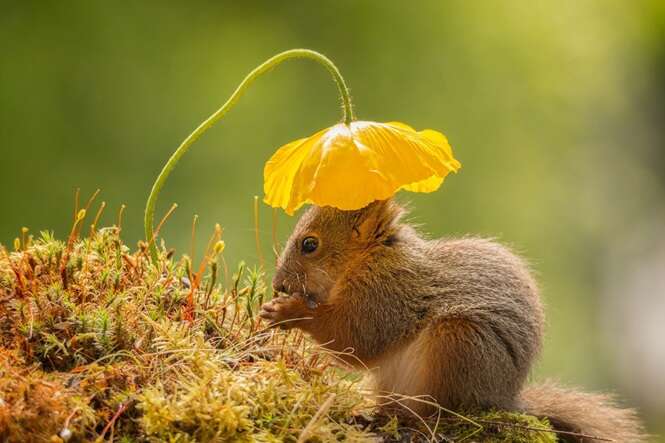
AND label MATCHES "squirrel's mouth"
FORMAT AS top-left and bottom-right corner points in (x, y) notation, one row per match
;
(274, 289), (319, 306)
(272, 278), (321, 306)
(273, 281), (315, 298)
(275, 289), (308, 298)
